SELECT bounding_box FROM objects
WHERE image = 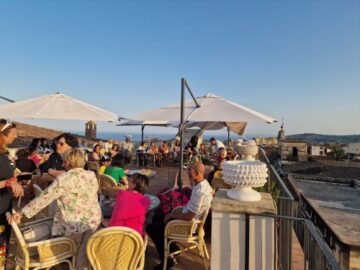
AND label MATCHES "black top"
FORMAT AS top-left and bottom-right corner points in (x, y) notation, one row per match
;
(40, 152), (64, 173)
(0, 153), (15, 214)
(16, 158), (37, 173)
